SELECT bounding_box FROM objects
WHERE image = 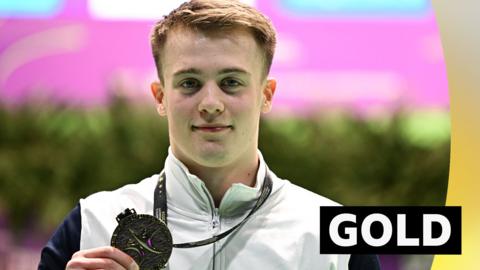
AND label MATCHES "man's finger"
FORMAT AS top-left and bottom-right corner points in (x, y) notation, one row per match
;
(77, 246), (139, 270)
(66, 257), (124, 269)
